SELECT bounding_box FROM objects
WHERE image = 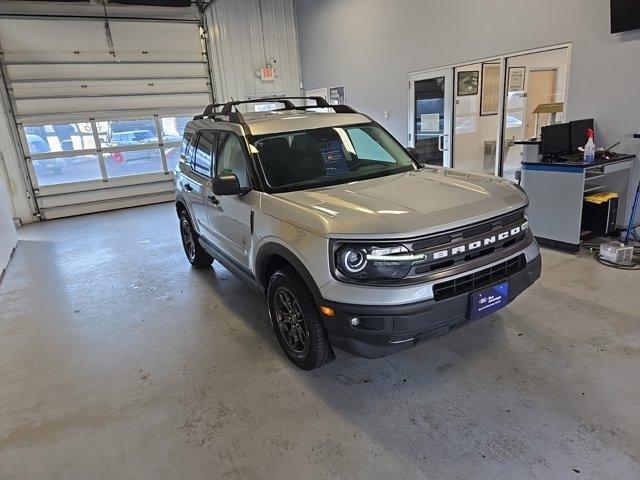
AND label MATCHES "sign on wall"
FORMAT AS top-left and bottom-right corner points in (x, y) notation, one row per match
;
(508, 66), (526, 92)
(480, 62), (500, 116)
